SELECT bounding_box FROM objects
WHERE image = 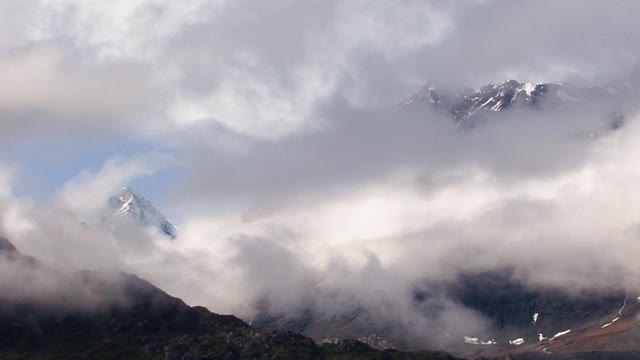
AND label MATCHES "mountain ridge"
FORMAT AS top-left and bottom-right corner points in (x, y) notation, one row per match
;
(0, 236), (461, 360)
(400, 78), (629, 132)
